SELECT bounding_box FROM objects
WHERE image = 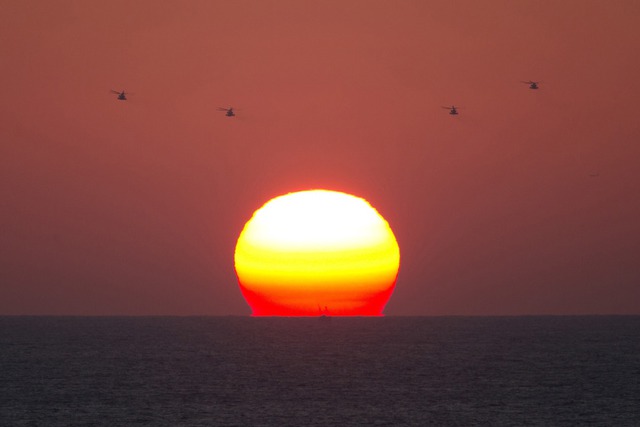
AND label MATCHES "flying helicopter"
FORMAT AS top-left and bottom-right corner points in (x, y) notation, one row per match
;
(442, 105), (459, 115)
(522, 81), (540, 89)
(110, 90), (130, 100)
(217, 107), (235, 117)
